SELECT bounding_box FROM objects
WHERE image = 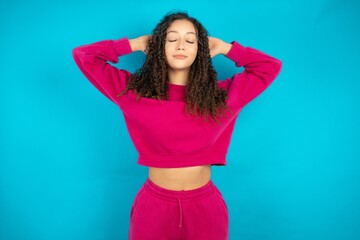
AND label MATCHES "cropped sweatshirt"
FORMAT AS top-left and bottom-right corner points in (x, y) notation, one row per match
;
(72, 37), (282, 168)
